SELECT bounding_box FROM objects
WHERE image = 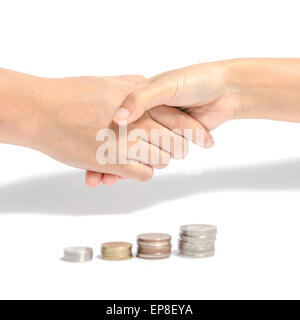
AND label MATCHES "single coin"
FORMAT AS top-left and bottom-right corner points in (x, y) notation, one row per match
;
(137, 233), (171, 242)
(101, 242), (132, 260)
(179, 245), (215, 255)
(138, 240), (171, 248)
(102, 241), (132, 250)
(179, 249), (215, 259)
(63, 247), (93, 263)
(179, 239), (215, 248)
(179, 233), (217, 243)
(138, 245), (171, 255)
(137, 252), (171, 259)
(180, 224), (217, 237)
